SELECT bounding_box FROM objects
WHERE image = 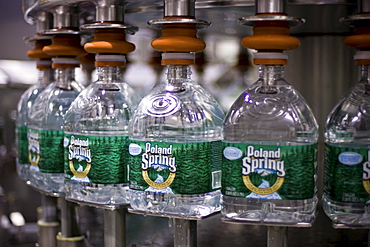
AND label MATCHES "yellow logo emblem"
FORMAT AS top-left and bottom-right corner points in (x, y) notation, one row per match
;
(363, 180), (370, 195)
(69, 161), (91, 178)
(242, 175), (284, 195)
(28, 152), (40, 167)
(142, 170), (176, 189)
